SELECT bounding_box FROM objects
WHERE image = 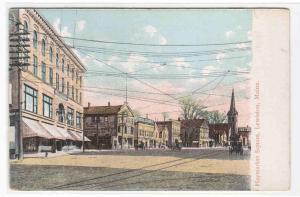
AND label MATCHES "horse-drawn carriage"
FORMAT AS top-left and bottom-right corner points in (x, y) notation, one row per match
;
(170, 139), (182, 151)
(229, 141), (243, 155)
